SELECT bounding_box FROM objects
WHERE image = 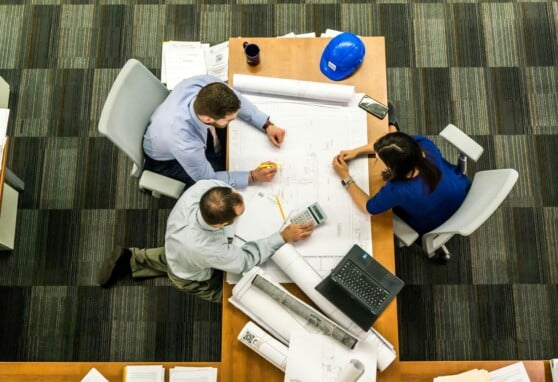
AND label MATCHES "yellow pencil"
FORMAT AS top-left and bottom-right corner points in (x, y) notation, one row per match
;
(258, 162), (282, 169)
(275, 195), (286, 220)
